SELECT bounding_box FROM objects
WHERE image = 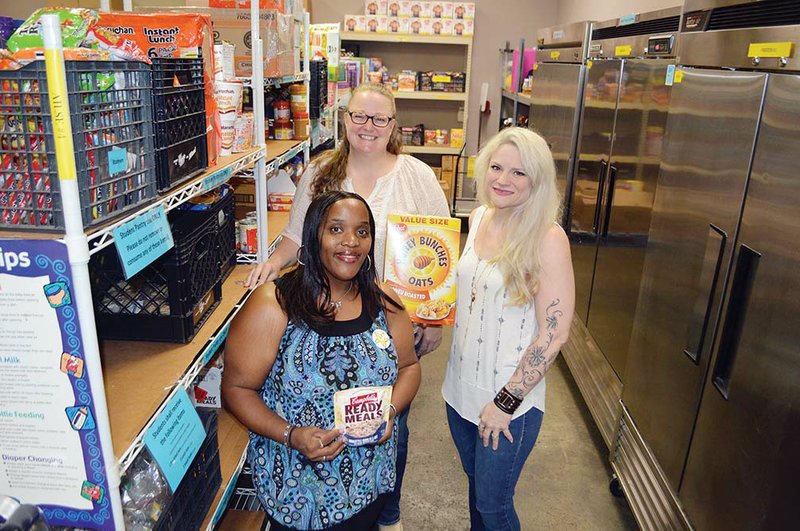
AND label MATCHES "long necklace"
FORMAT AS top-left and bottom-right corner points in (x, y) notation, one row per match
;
(468, 260), (495, 313)
(329, 282), (354, 314)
